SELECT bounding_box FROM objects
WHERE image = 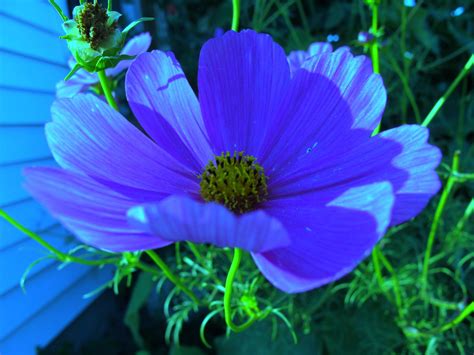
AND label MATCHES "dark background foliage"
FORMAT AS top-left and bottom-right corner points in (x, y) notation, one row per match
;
(48, 0), (473, 354)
